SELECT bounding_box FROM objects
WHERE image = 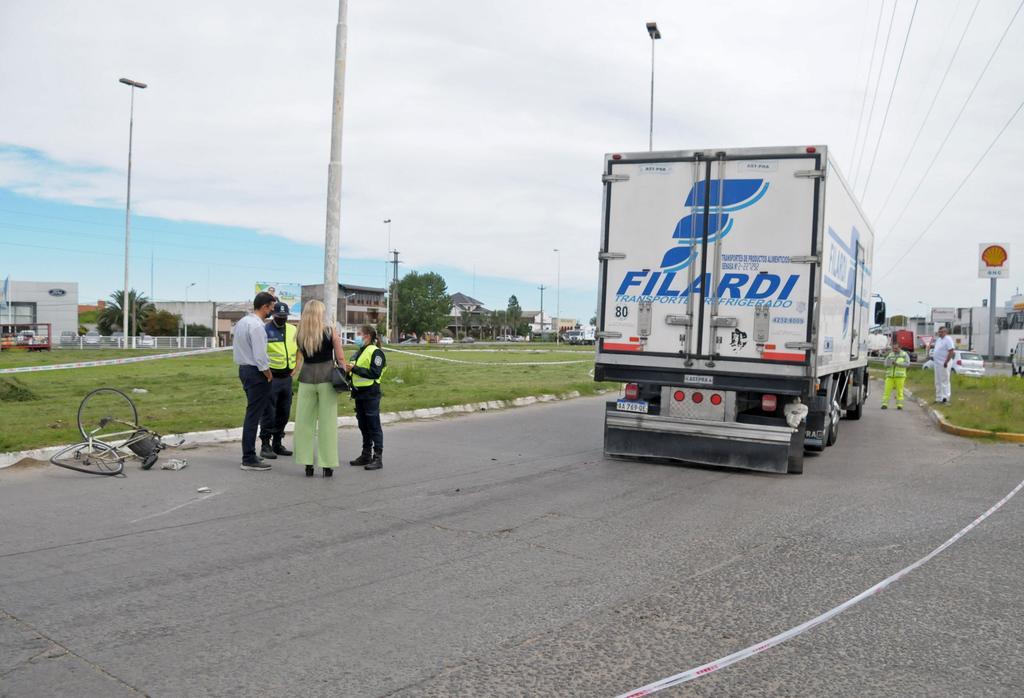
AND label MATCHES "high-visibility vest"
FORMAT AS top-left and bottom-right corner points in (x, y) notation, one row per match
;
(266, 322), (297, 371)
(351, 344), (385, 388)
(884, 350), (909, 378)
